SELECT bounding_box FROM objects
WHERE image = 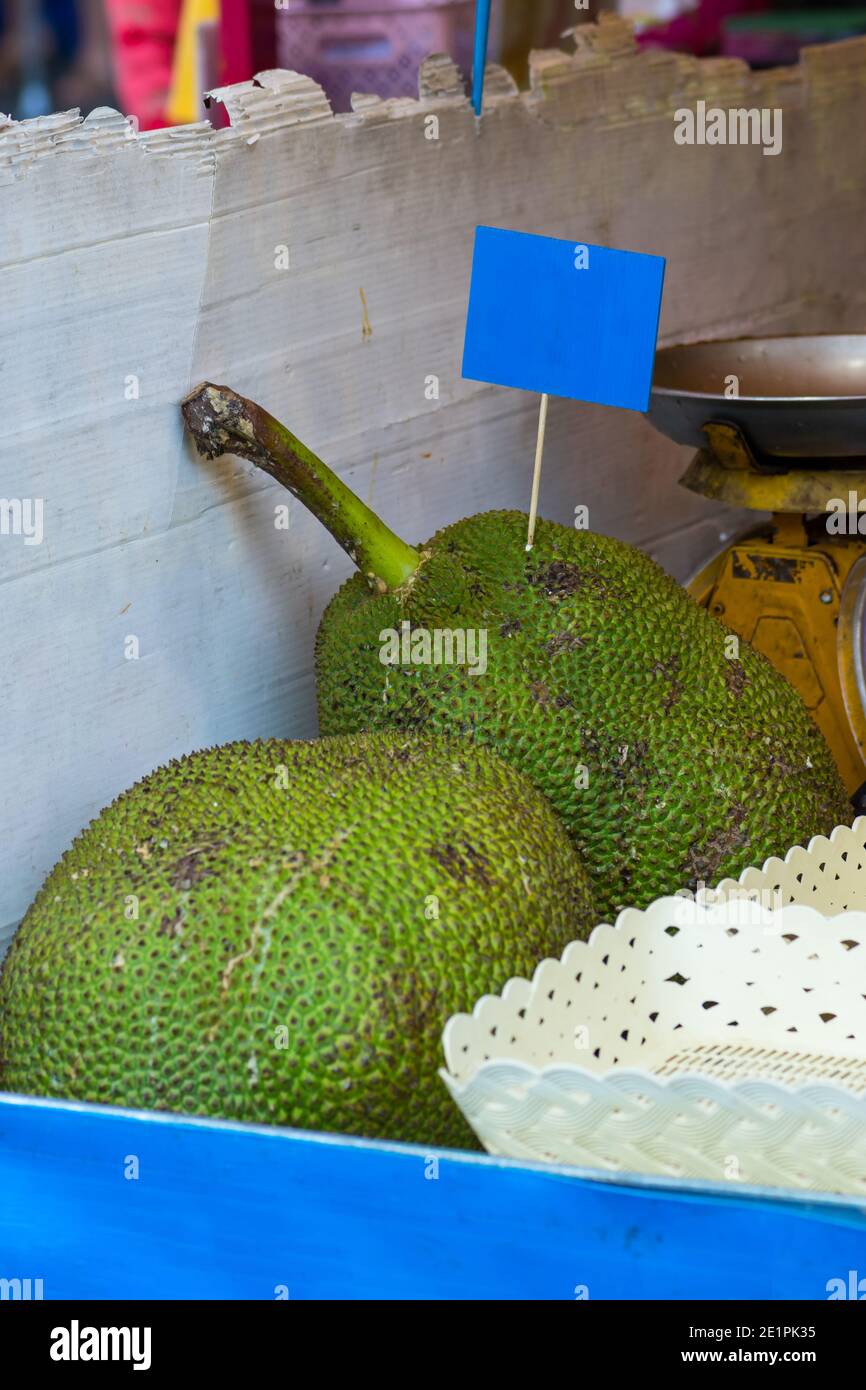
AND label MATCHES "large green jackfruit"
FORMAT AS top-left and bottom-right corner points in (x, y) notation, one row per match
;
(0, 733), (594, 1147)
(182, 385), (850, 921)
